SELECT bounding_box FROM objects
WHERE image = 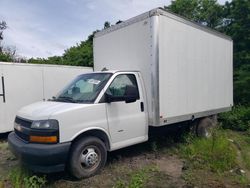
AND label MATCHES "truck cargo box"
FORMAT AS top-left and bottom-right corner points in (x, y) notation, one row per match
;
(94, 8), (233, 126)
(0, 62), (92, 133)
